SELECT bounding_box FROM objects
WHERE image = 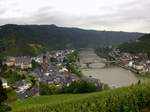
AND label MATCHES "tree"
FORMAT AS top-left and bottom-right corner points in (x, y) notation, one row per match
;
(31, 59), (40, 69)
(63, 80), (97, 93)
(39, 83), (62, 95)
(0, 79), (11, 112)
(0, 59), (2, 68)
(1, 64), (8, 72)
(0, 79), (7, 104)
(50, 57), (57, 62)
